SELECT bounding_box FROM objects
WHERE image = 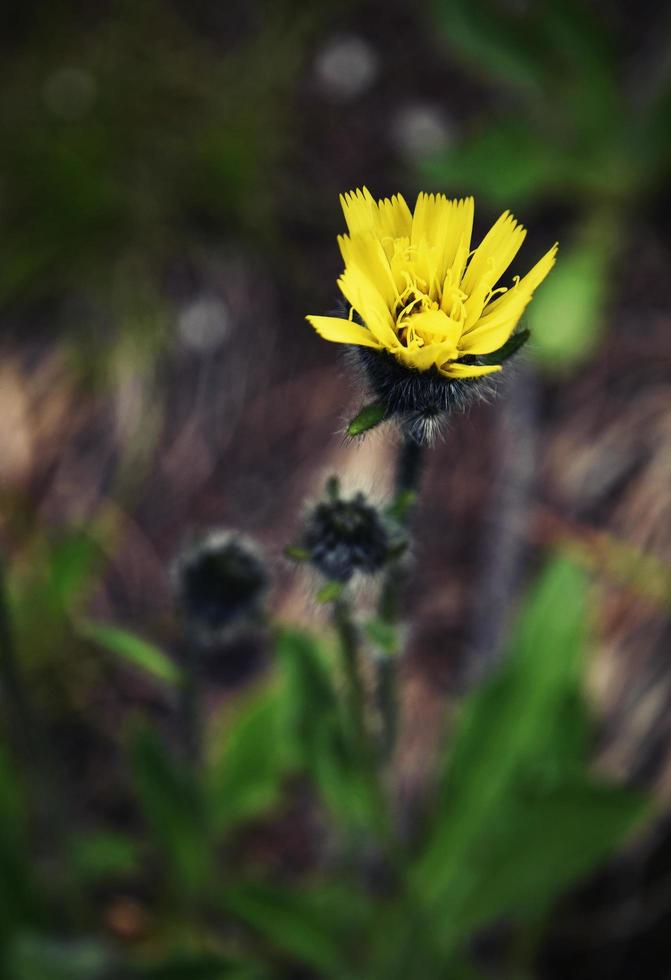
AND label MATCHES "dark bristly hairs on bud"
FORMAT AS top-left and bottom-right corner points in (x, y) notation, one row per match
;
(343, 313), (530, 444)
(174, 529), (269, 644)
(291, 476), (404, 585)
